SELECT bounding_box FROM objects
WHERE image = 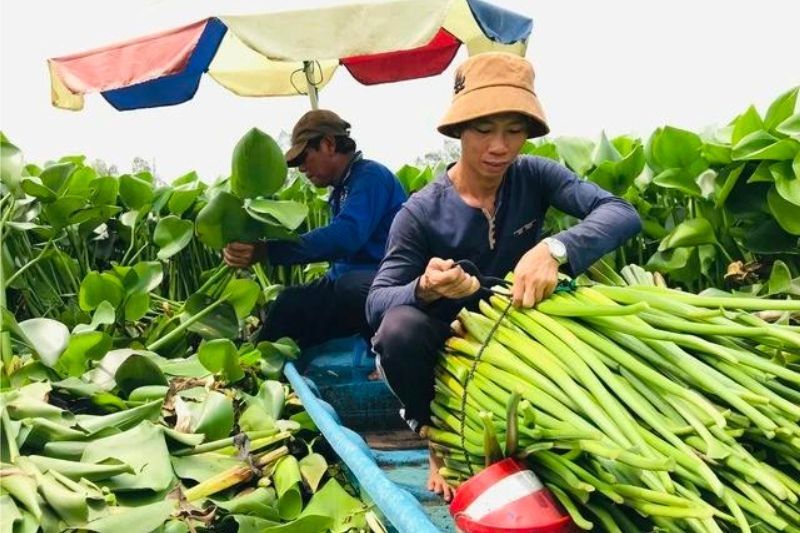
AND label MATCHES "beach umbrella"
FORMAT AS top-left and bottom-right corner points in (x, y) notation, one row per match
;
(48, 0), (532, 111)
